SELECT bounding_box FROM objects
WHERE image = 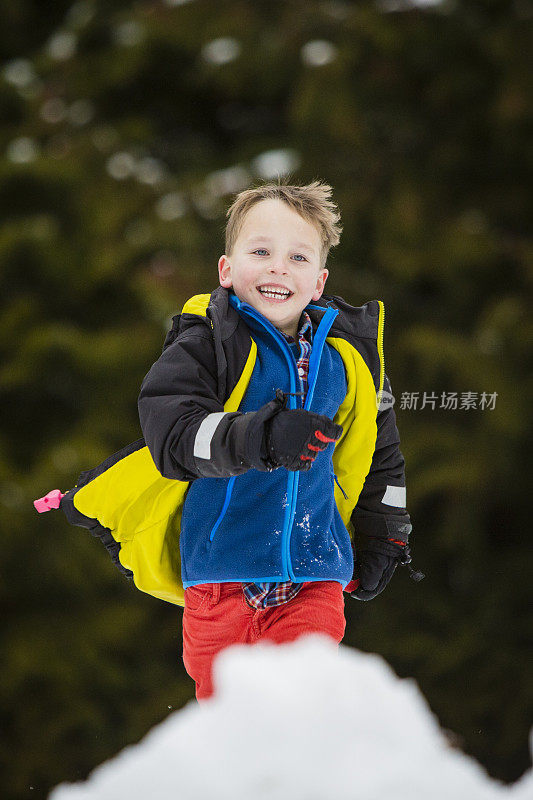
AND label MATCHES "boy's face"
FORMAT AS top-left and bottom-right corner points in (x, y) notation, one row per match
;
(218, 199), (328, 339)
